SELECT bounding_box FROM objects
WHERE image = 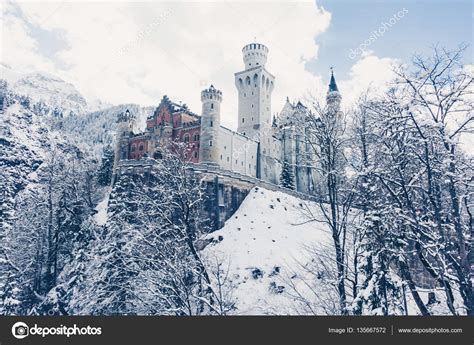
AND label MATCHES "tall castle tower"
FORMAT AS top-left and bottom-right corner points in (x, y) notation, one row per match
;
(235, 43), (275, 139)
(199, 85), (222, 164)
